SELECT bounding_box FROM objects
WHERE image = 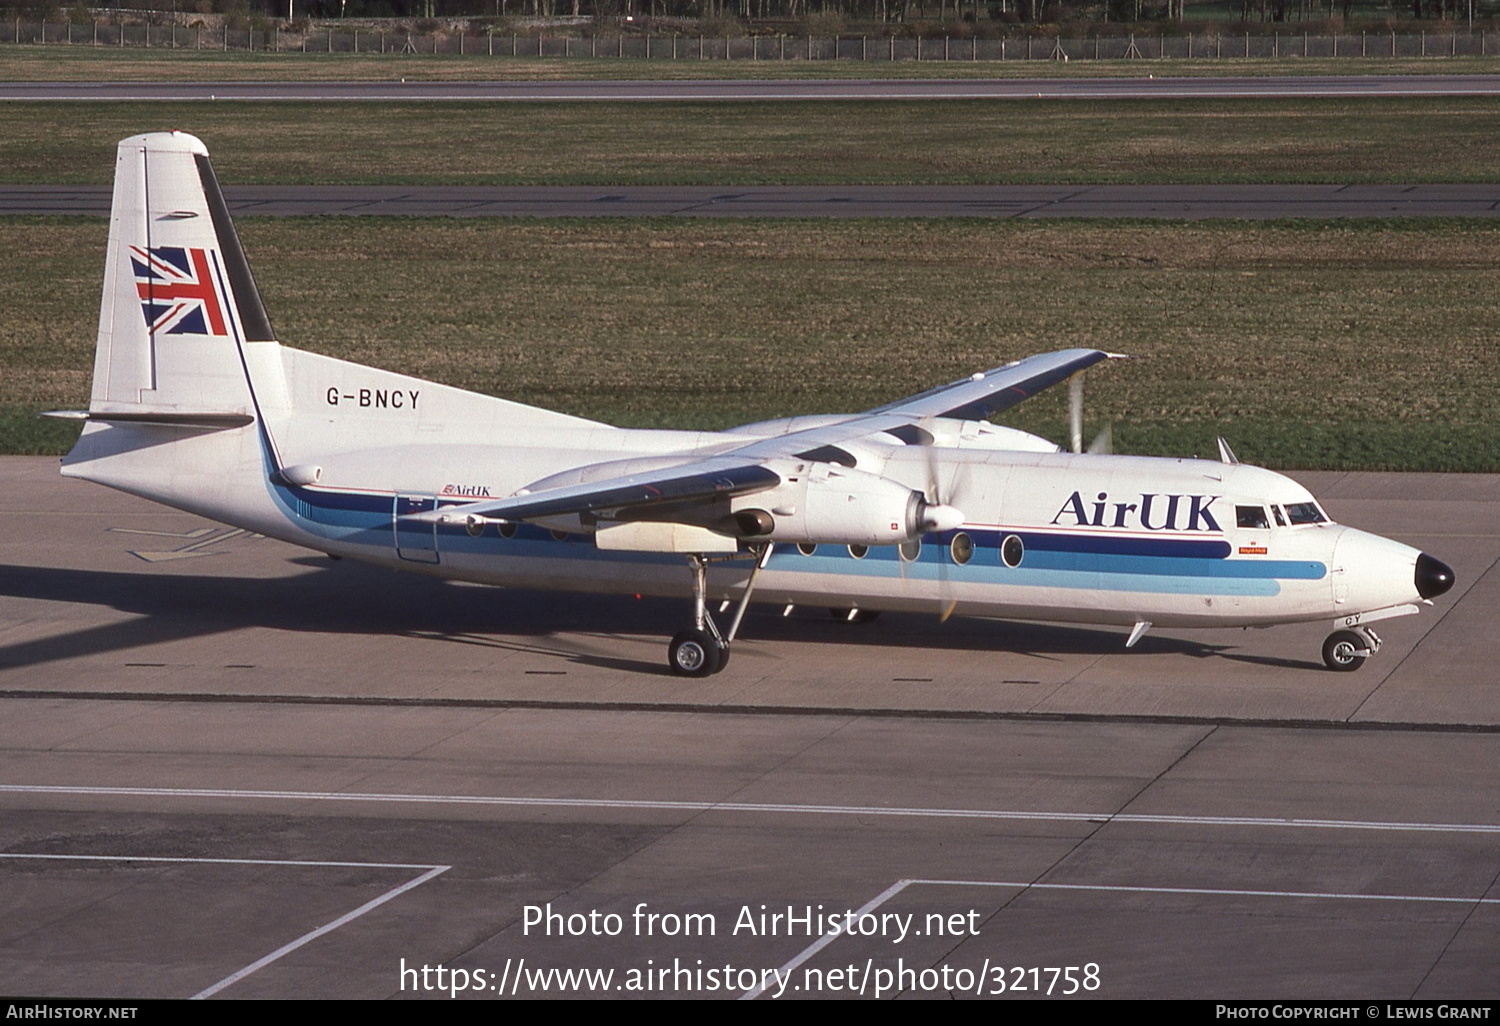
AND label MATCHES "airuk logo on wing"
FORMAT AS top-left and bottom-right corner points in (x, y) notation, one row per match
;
(129, 246), (228, 337)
